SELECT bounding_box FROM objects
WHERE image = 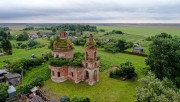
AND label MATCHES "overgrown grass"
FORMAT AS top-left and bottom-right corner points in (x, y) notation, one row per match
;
(43, 46), (146, 102)
(0, 47), (50, 66)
